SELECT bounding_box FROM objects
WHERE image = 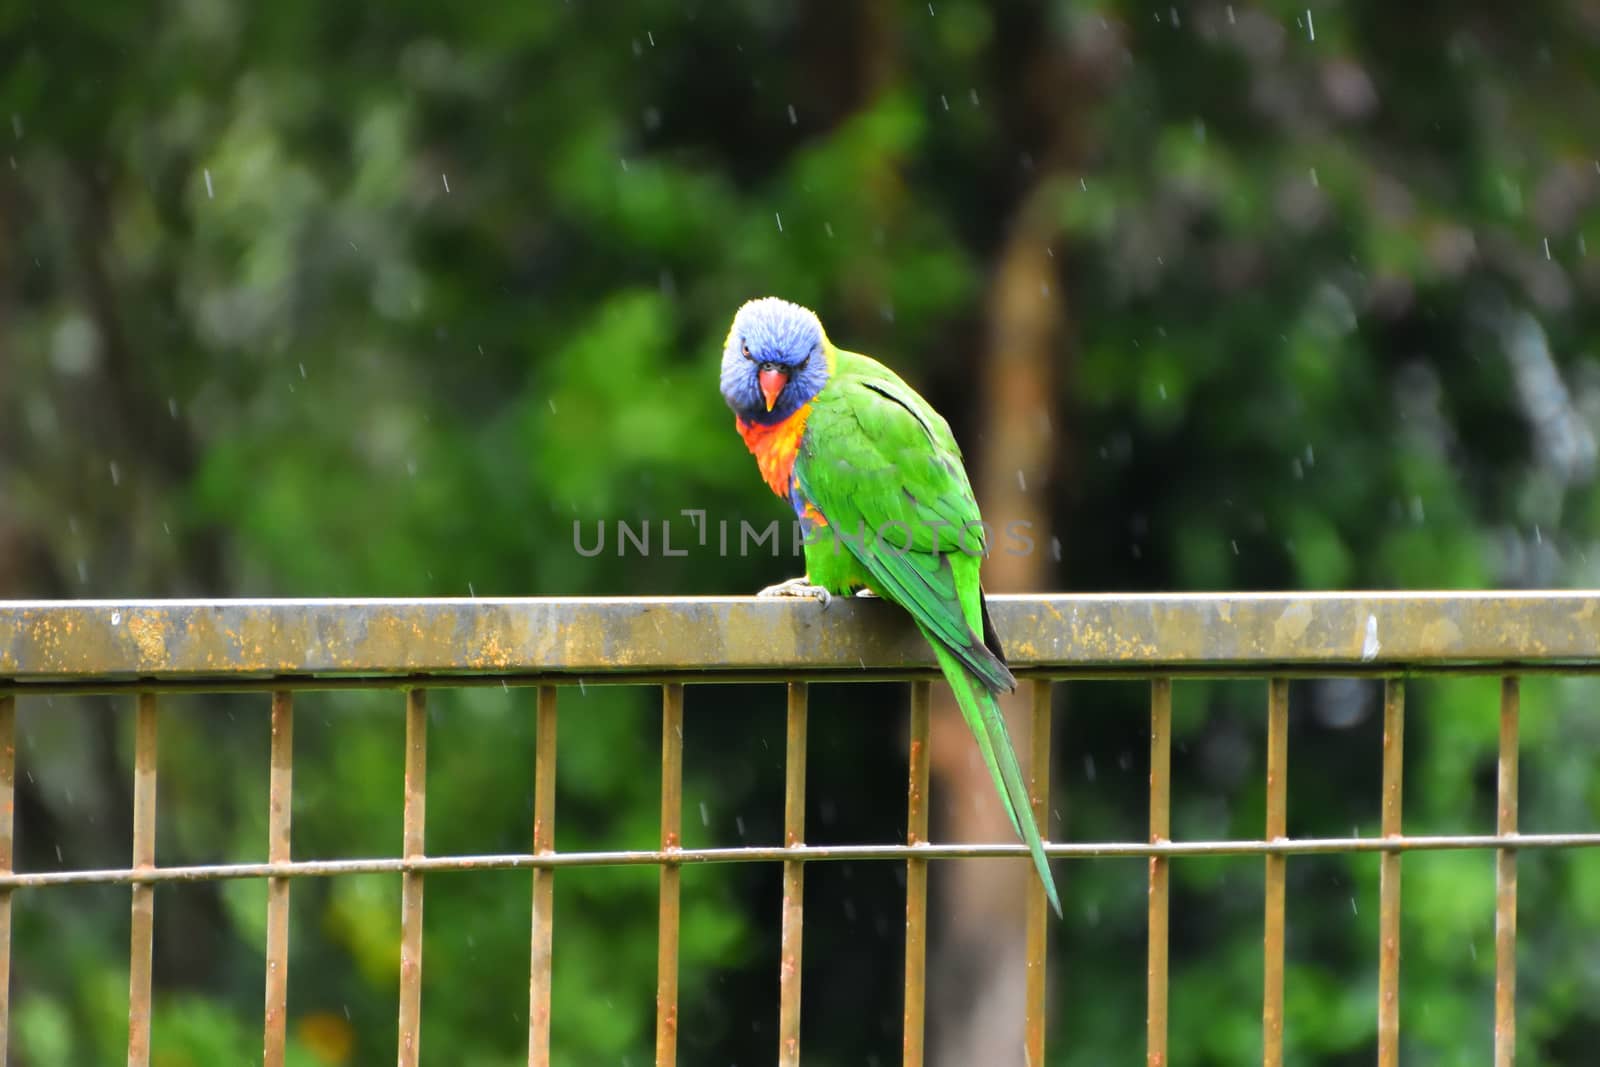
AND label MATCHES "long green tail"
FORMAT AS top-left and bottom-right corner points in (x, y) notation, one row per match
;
(929, 637), (1063, 918)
